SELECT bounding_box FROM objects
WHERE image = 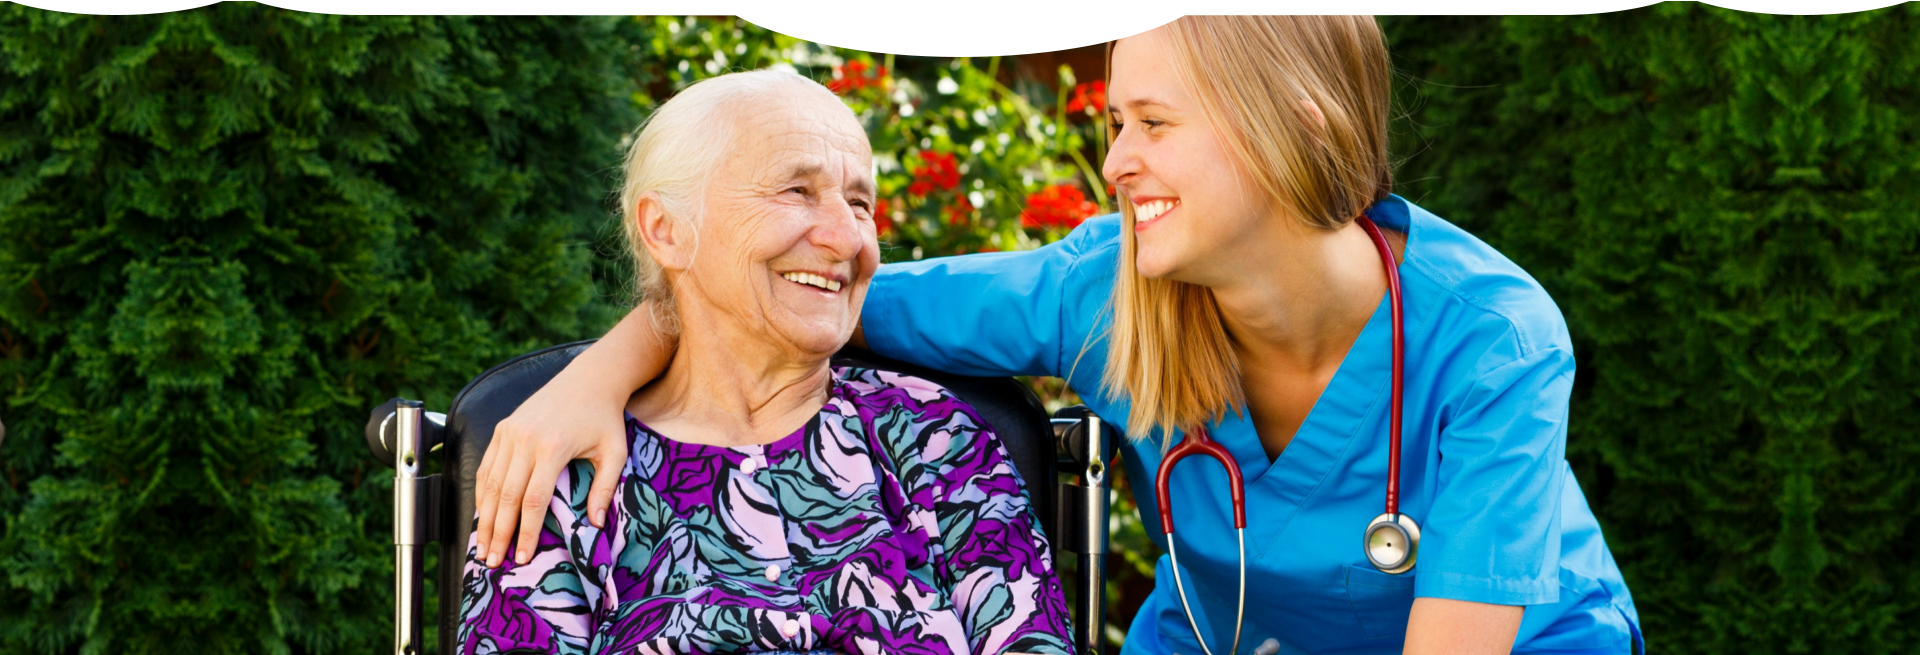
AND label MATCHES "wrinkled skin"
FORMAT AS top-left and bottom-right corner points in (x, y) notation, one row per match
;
(472, 81), (877, 569)
(619, 92), (881, 449)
